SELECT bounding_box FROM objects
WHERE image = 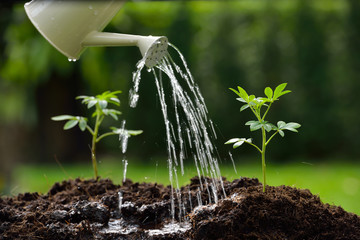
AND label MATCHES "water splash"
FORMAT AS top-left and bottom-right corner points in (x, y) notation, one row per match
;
(128, 43), (225, 220)
(118, 191), (123, 213)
